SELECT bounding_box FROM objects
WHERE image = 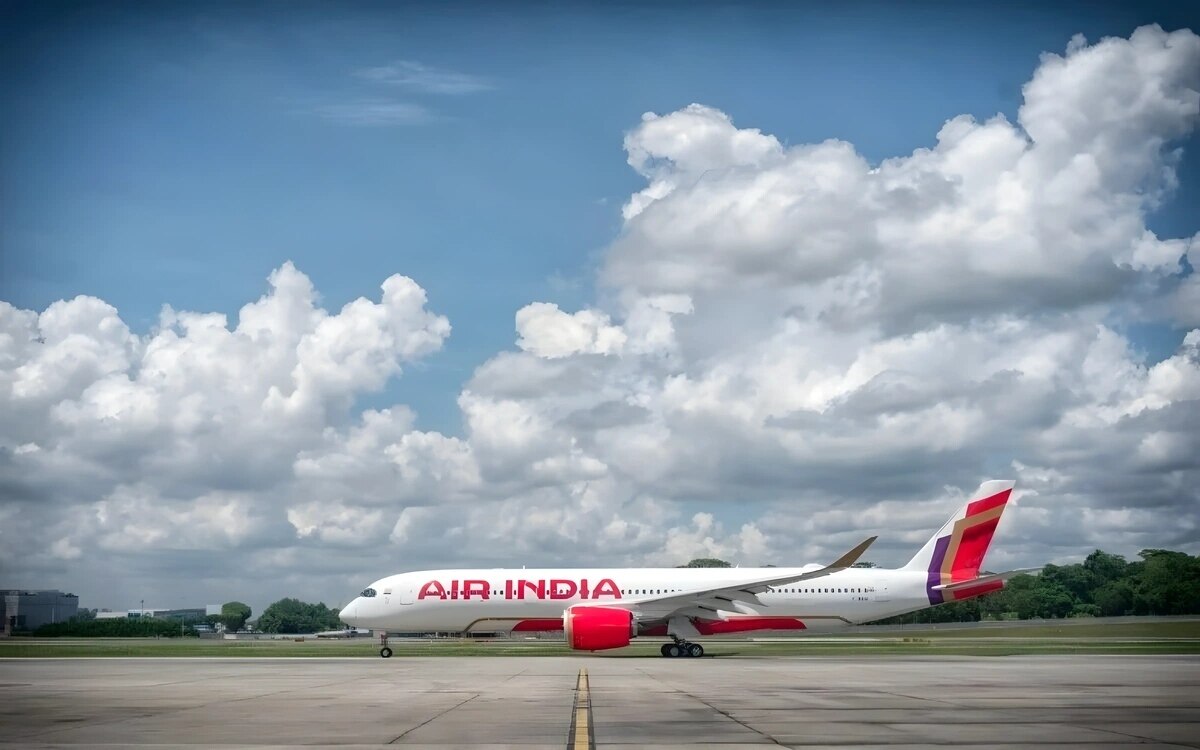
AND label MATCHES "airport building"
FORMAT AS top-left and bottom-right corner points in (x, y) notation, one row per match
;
(2, 590), (79, 634)
(95, 607), (214, 622)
